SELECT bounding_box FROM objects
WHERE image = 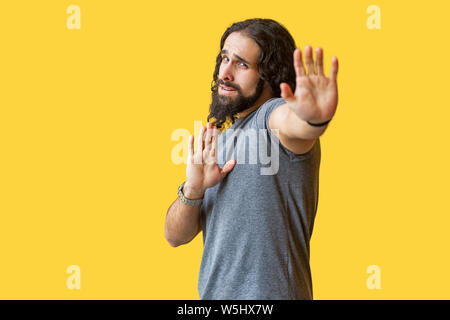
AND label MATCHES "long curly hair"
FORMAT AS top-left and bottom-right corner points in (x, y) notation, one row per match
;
(208, 18), (297, 129)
